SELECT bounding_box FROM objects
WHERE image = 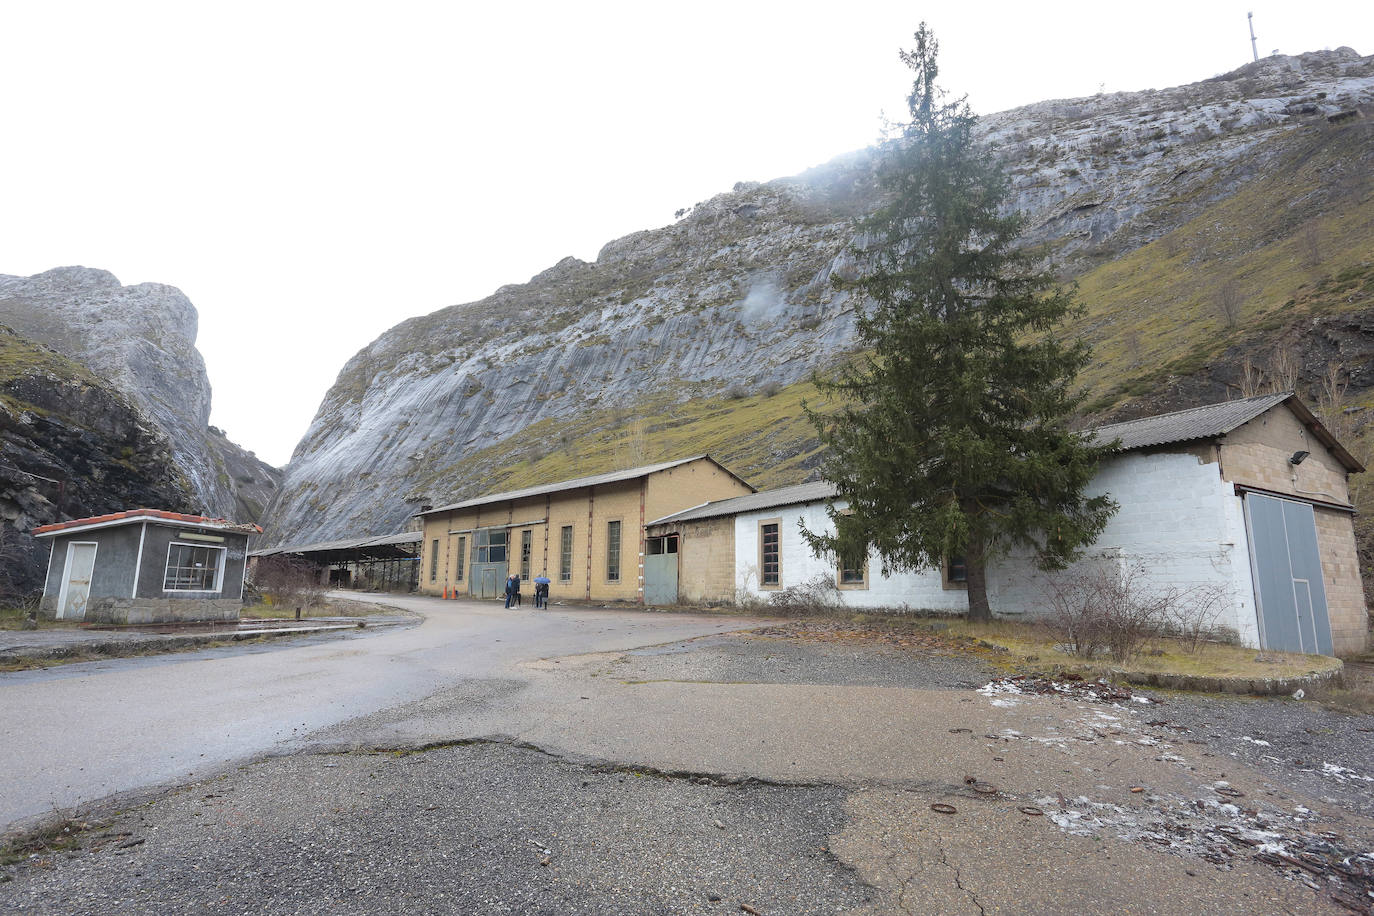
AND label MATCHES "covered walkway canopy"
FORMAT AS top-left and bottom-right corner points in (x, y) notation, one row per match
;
(250, 531), (422, 591)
